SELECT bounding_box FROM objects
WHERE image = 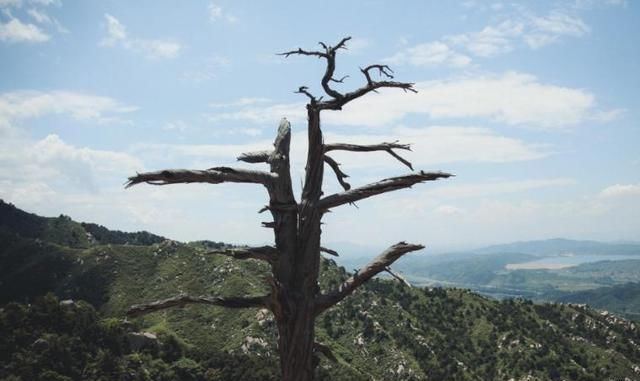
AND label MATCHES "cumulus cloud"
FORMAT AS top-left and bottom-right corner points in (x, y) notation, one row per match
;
(423, 178), (575, 200)
(524, 11), (589, 49)
(0, 90), (137, 124)
(599, 184), (640, 198)
(446, 20), (524, 57)
(214, 72), (612, 129)
(383, 41), (471, 67)
(100, 14), (181, 59)
(0, 89), (141, 193)
(133, 126), (548, 176)
(0, 16), (49, 42)
(0, 0), (67, 42)
(386, 6), (592, 67)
